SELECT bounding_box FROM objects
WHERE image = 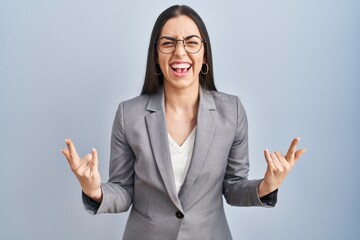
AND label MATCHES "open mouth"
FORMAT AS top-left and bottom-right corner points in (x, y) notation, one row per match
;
(171, 63), (191, 74)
